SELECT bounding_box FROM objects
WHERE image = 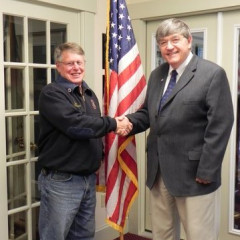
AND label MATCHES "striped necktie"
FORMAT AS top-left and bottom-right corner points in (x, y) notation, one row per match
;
(159, 69), (178, 112)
